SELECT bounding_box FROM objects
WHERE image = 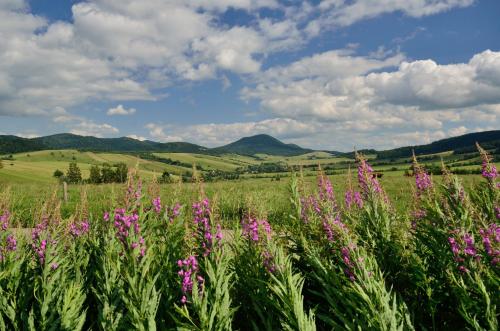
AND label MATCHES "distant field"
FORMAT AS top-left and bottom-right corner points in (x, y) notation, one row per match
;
(0, 150), (190, 183)
(0, 165), (484, 228)
(1, 148), (495, 186)
(153, 152), (251, 171)
(0, 149), (355, 184)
